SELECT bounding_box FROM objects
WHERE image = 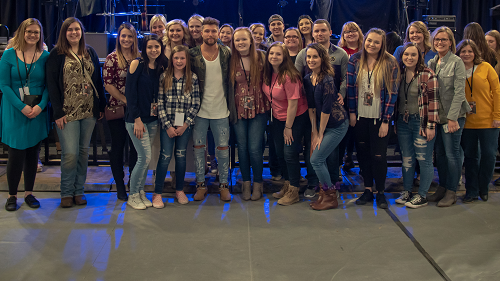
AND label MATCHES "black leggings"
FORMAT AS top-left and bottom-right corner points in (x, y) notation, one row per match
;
(7, 142), (41, 196)
(107, 118), (137, 188)
(353, 117), (390, 192)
